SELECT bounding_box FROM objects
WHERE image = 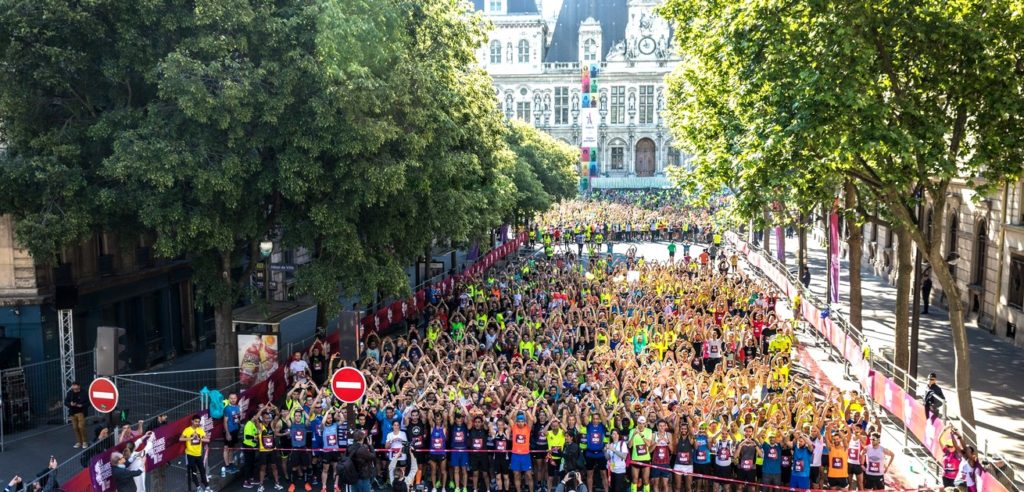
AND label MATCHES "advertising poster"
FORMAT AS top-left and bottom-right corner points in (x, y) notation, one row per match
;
(238, 333), (279, 386)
